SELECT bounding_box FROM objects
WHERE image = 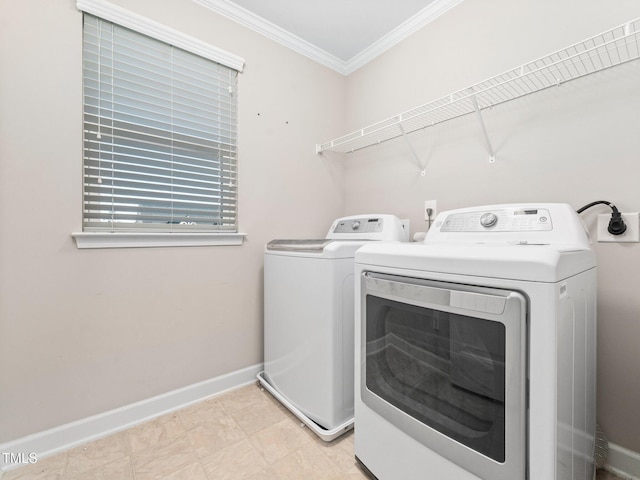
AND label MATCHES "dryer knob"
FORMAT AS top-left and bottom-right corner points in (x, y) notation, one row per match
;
(480, 212), (498, 228)
(351, 220), (361, 230)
